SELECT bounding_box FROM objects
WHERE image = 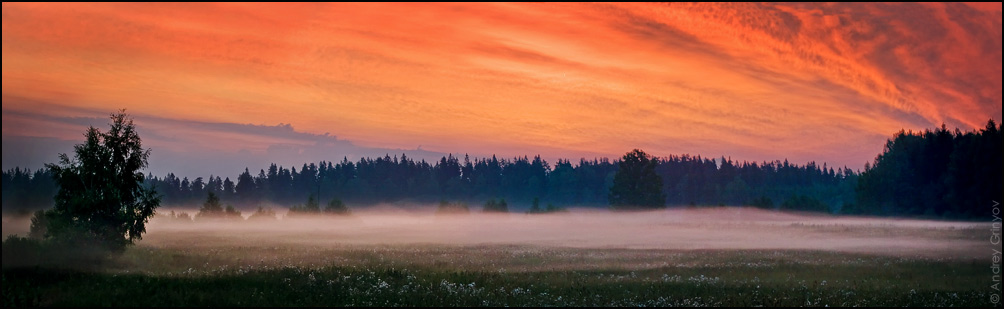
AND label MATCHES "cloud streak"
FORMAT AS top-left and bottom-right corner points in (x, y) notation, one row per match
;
(1, 102), (448, 178)
(2, 3), (1000, 173)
